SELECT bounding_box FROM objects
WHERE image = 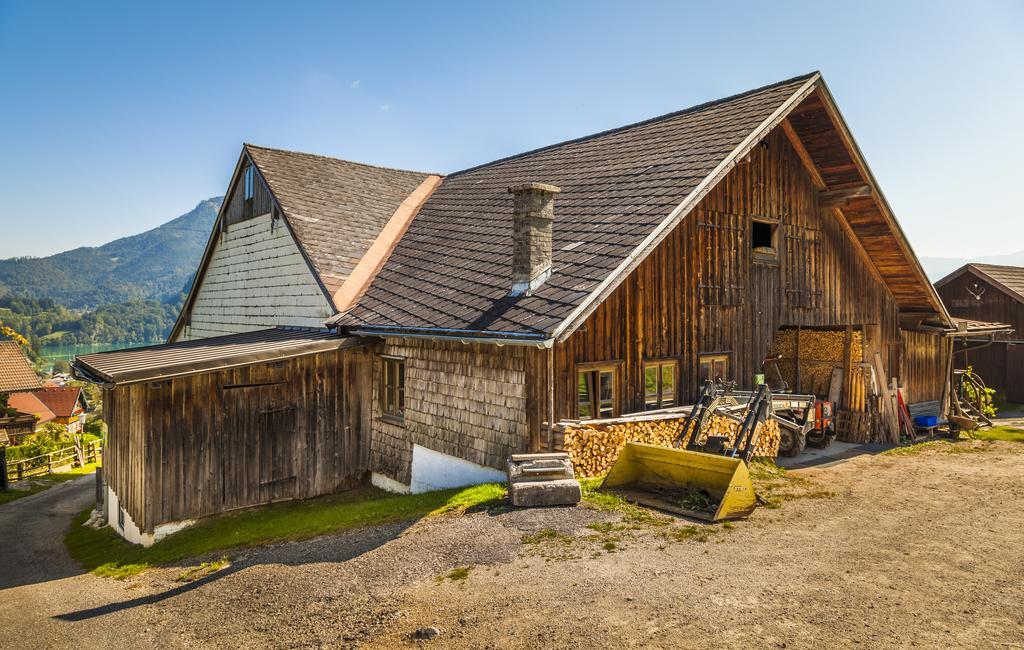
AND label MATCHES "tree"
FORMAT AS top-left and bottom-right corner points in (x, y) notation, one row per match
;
(0, 319), (28, 346)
